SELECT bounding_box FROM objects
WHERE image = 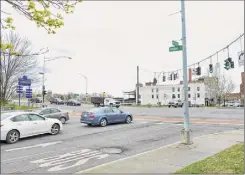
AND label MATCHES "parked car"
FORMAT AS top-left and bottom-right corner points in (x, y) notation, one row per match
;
(30, 97), (42, 103)
(34, 108), (69, 124)
(168, 100), (183, 108)
(1, 112), (63, 144)
(50, 98), (64, 105)
(80, 107), (133, 127)
(66, 99), (81, 106)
